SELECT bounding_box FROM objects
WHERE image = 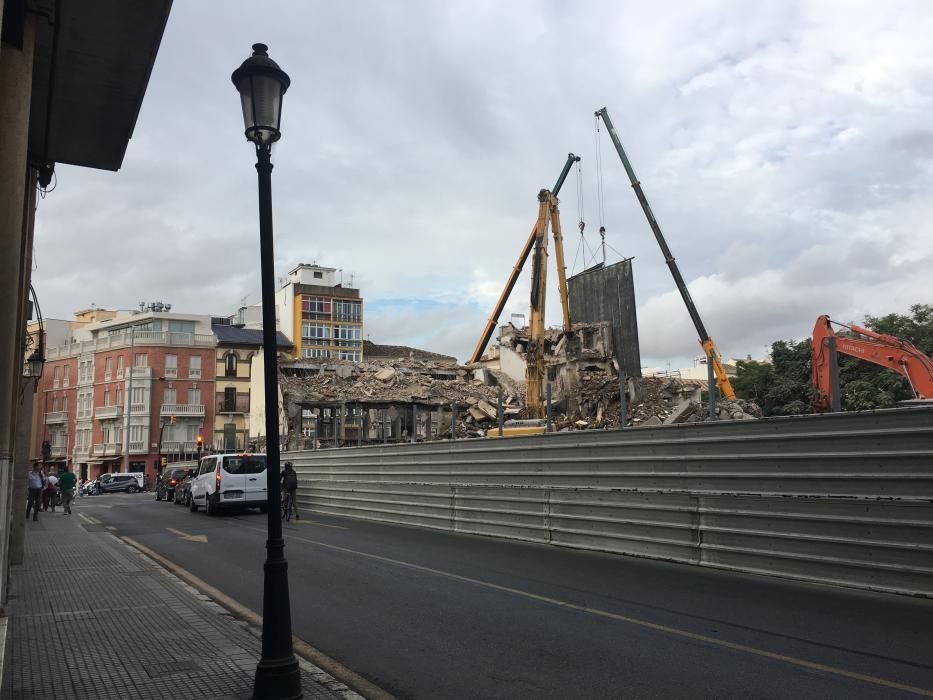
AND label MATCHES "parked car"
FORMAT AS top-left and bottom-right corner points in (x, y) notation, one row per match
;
(188, 453), (267, 515)
(156, 467), (193, 502)
(97, 473), (142, 494)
